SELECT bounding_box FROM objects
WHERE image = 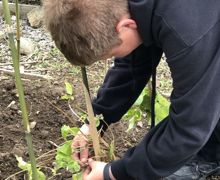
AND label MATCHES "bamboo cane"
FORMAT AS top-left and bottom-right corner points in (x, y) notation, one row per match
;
(2, 0), (38, 179)
(81, 67), (101, 161)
